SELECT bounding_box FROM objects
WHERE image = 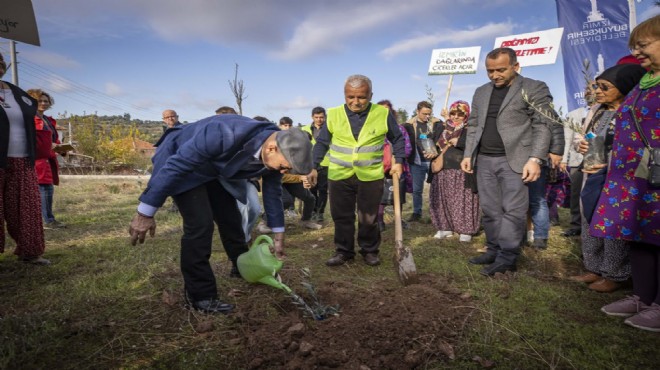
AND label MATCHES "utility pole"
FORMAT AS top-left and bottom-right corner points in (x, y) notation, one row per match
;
(9, 41), (18, 86)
